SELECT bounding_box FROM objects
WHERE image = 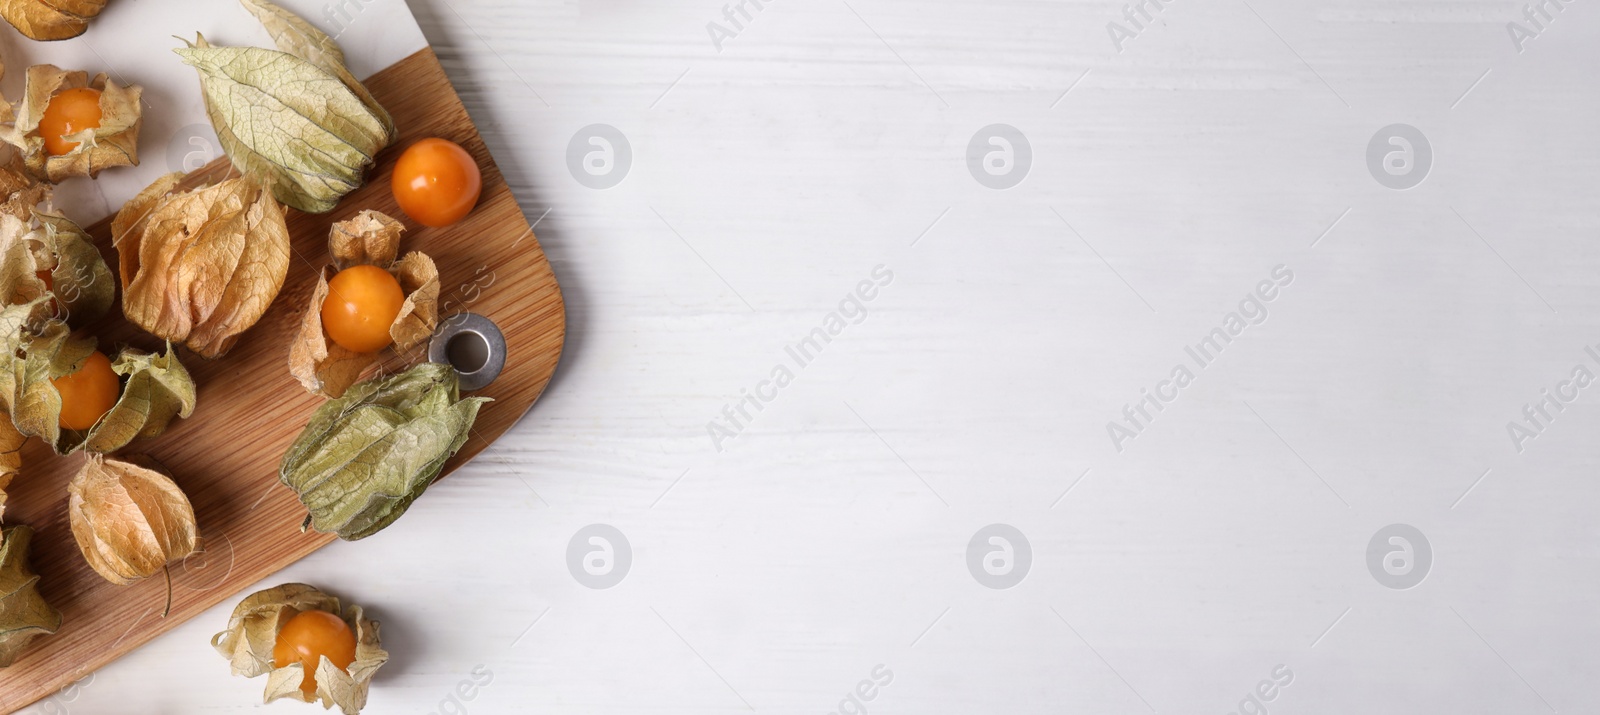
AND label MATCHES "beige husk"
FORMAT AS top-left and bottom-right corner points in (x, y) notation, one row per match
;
(66, 454), (198, 586)
(0, 207), (112, 328)
(0, 421), (22, 523)
(0, 160), (46, 220)
(0, 63), (141, 182)
(114, 173), (290, 359)
(0, 0), (106, 41)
